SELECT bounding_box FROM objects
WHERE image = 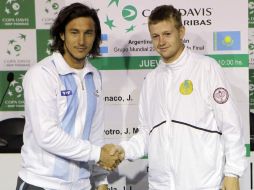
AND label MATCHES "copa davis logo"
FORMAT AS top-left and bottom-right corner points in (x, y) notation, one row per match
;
(7, 73), (24, 99)
(1, 0), (33, 27)
(37, 0), (63, 27)
(98, 1), (138, 55)
(0, 72), (25, 110)
(178, 8), (212, 26)
(142, 7), (213, 26)
(44, 0), (60, 15)
(103, 0), (138, 33)
(3, 32), (32, 68)
(4, 0), (22, 16)
(6, 33), (26, 57)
